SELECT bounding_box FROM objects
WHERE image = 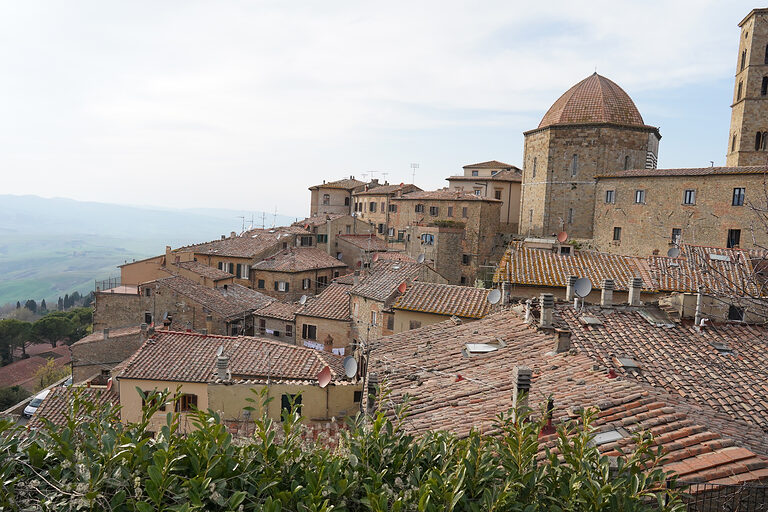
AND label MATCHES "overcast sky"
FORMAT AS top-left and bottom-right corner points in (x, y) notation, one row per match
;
(0, 1), (756, 218)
